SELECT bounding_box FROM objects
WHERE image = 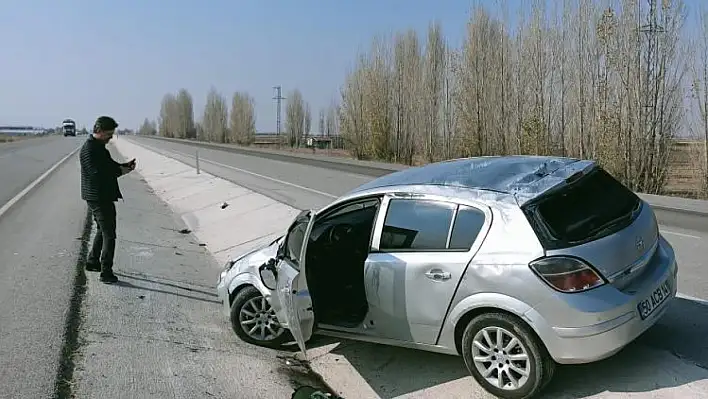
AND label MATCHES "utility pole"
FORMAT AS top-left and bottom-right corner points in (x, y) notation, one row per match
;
(273, 86), (285, 148)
